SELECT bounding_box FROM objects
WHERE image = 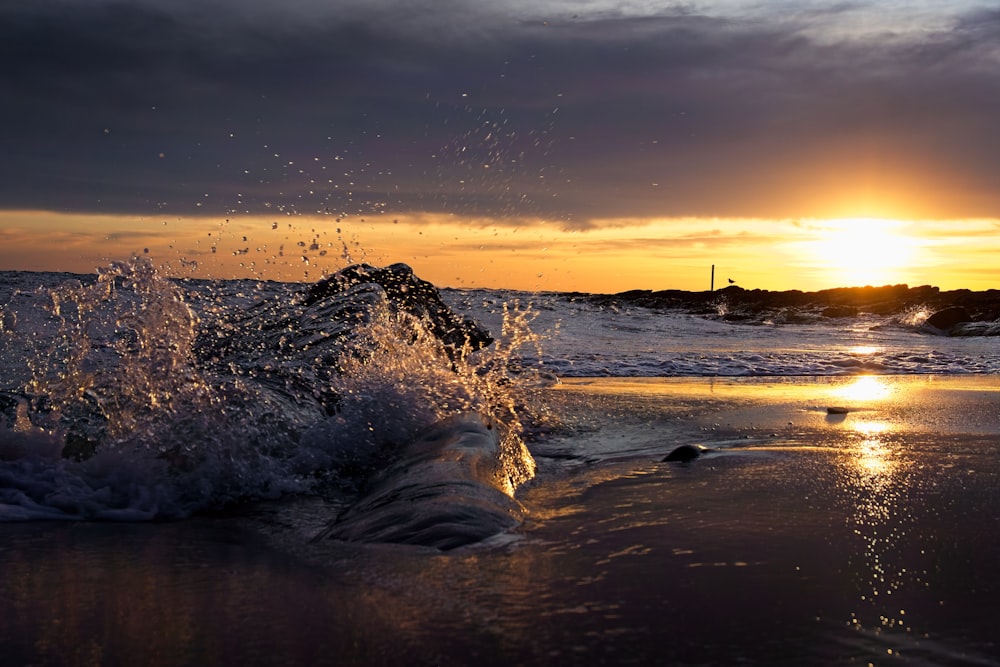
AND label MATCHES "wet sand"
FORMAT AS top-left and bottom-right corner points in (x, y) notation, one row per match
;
(2, 375), (1000, 666)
